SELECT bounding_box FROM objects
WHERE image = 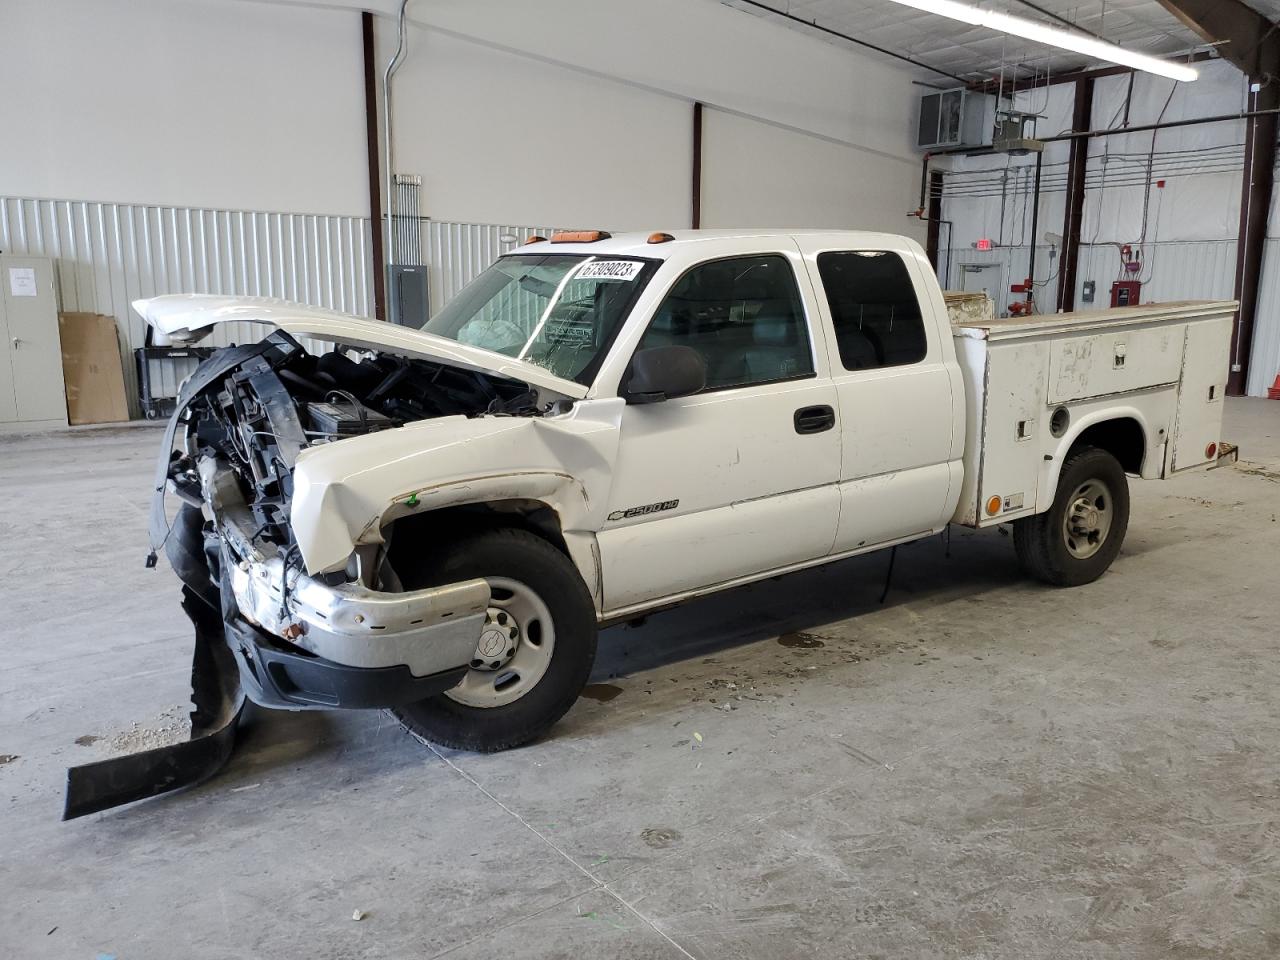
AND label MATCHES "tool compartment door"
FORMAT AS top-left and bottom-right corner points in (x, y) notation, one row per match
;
(1047, 326), (1183, 404)
(1170, 316), (1231, 471)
